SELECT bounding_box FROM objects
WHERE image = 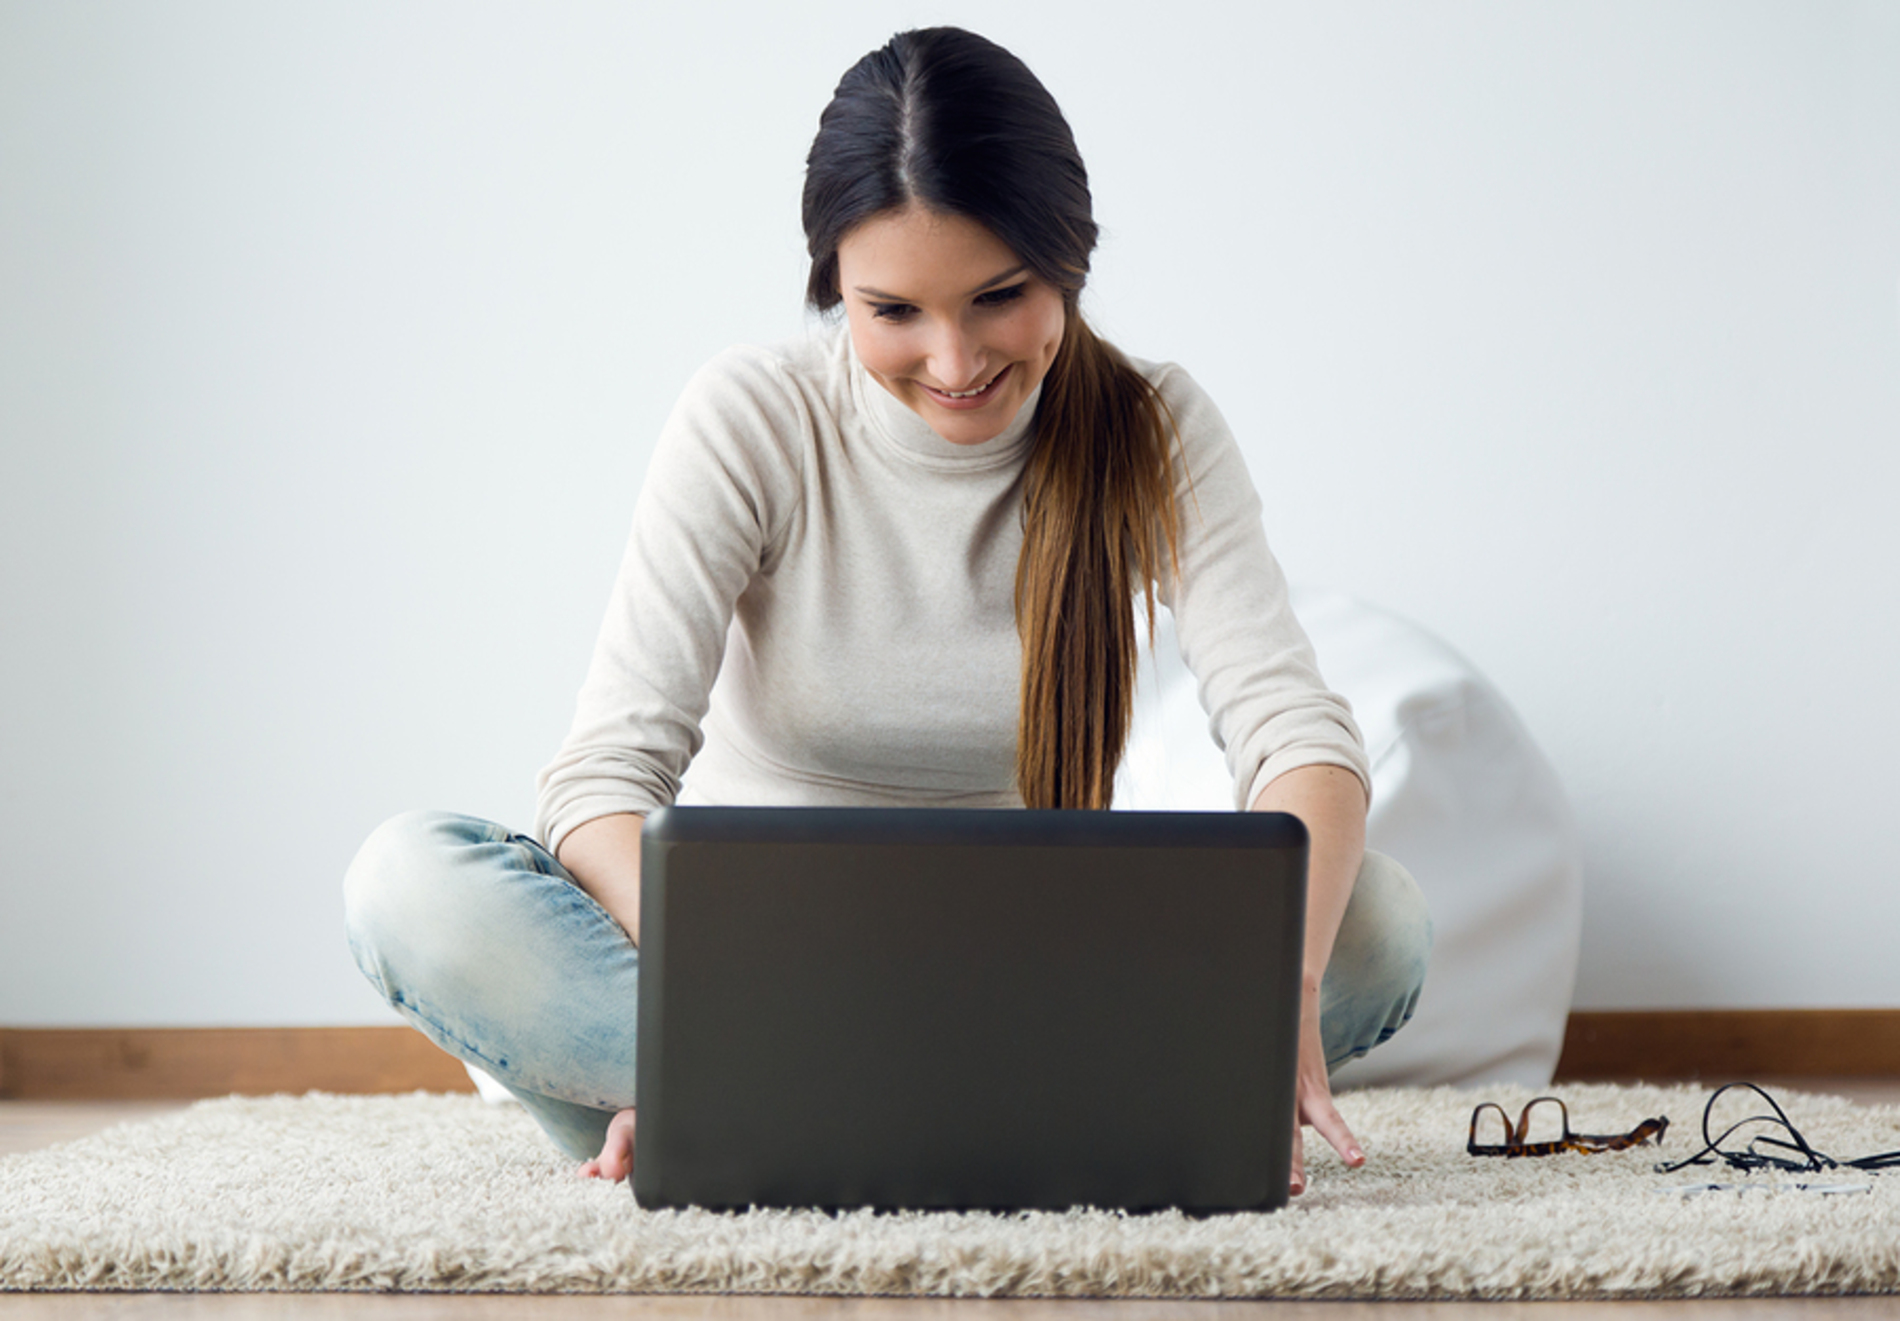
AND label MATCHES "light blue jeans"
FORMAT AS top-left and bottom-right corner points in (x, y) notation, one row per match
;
(343, 810), (1432, 1161)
